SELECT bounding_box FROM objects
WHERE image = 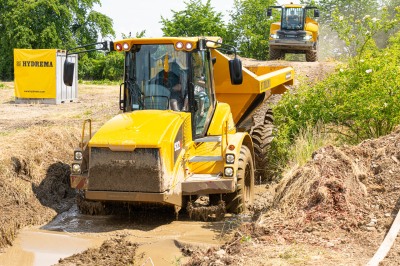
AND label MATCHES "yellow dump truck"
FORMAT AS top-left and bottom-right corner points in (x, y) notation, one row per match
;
(267, 3), (320, 62)
(64, 37), (293, 217)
